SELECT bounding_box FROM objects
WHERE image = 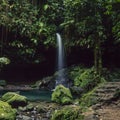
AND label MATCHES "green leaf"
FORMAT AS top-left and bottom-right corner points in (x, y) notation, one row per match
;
(44, 4), (49, 11)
